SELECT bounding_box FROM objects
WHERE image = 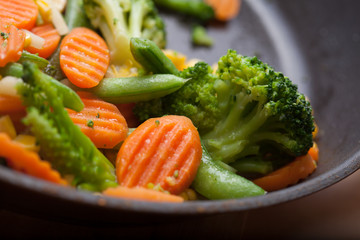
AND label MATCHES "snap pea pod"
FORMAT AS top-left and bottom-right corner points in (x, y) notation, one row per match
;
(29, 66), (84, 112)
(192, 144), (266, 199)
(65, 0), (93, 30)
(0, 51), (49, 78)
(130, 38), (179, 75)
(0, 63), (23, 78)
(90, 74), (186, 104)
(18, 51), (49, 70)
